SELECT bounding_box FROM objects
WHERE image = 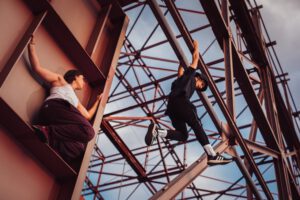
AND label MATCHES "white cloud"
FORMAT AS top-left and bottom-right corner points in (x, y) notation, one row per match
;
(257, 0), (300, 111)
